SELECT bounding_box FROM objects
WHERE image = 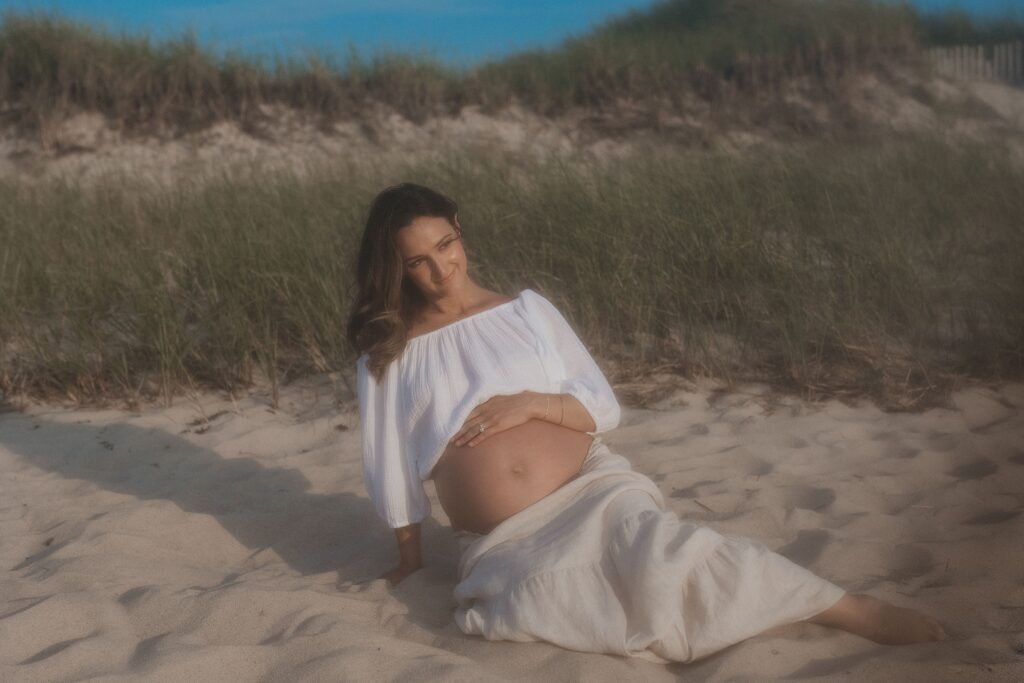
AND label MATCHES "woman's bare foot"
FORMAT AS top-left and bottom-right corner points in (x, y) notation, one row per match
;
(808, 593), (947, 645)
